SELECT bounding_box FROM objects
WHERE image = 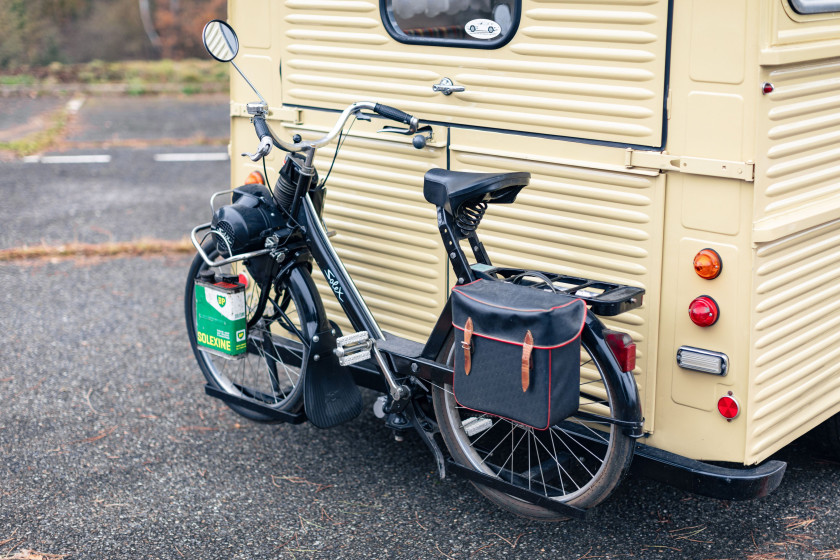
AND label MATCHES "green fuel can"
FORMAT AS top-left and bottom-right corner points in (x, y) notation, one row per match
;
(194, 279), (247, 359)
